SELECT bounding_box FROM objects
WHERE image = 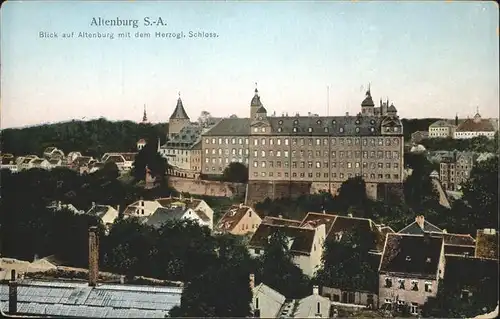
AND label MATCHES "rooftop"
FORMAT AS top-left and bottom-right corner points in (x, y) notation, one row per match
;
(475, 229), (498, 260)
(217, 205), (254, 231)
(248, 223), (316, 255)
(379, 233), (444, 279)
(0, 279), (182, 318)
(262, 216), (302, 227)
